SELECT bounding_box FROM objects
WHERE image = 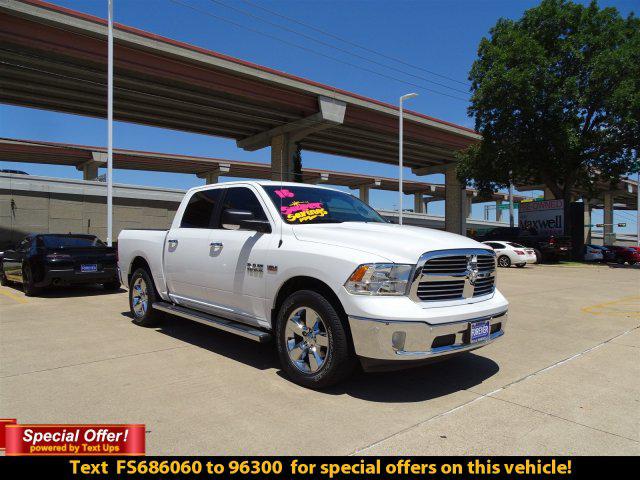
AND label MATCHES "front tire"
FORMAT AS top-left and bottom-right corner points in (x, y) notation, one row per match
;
(497, 255), (511, 268)
(276, 290), (356, 389)
(129, 268), (161, 327)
